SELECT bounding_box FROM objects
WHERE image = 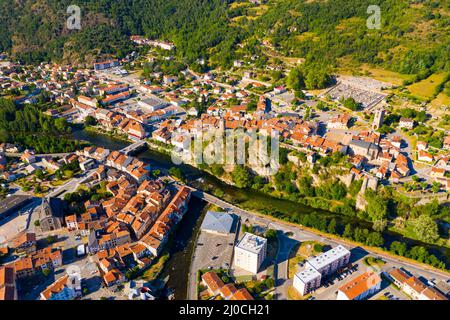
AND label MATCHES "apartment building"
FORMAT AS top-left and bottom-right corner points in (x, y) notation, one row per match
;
(305, 245), (351, 278)
(234, 233), (267, 274)
(294, 245), (351, 296)
(293, 267), (322, 296)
